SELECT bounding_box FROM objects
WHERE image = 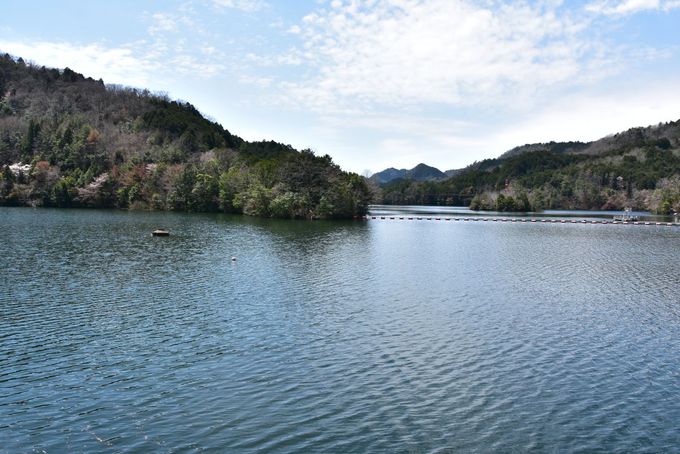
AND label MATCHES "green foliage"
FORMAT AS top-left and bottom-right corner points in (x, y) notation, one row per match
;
(141, 98), (240, 150)
(381, 143), (680, 212)
(191, 173), (218, 212)
(0, 53), (368, 219)
(21, 119), (40, 156)
(52, 176), (77, 207)
(269, 191), (304, 218)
